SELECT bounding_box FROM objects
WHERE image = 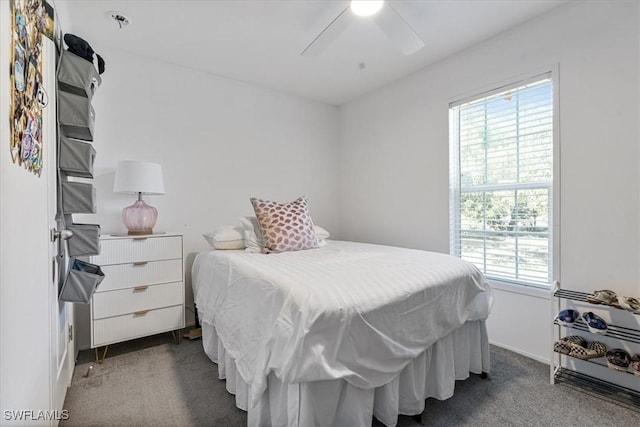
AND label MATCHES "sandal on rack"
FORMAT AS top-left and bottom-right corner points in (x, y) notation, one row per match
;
(618, 296), (640, 314)
(569, 341), (607, 360)
(605, 349), (631, 372)
(586, 290), (618, 306)
(631, 354), (640, 377)
(554, 335), (589, 355)
(560, 335), (588, 348)
(553, 341), (573, 355)
(582, 312), (608, 335)
(554, 309), (580, 327)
